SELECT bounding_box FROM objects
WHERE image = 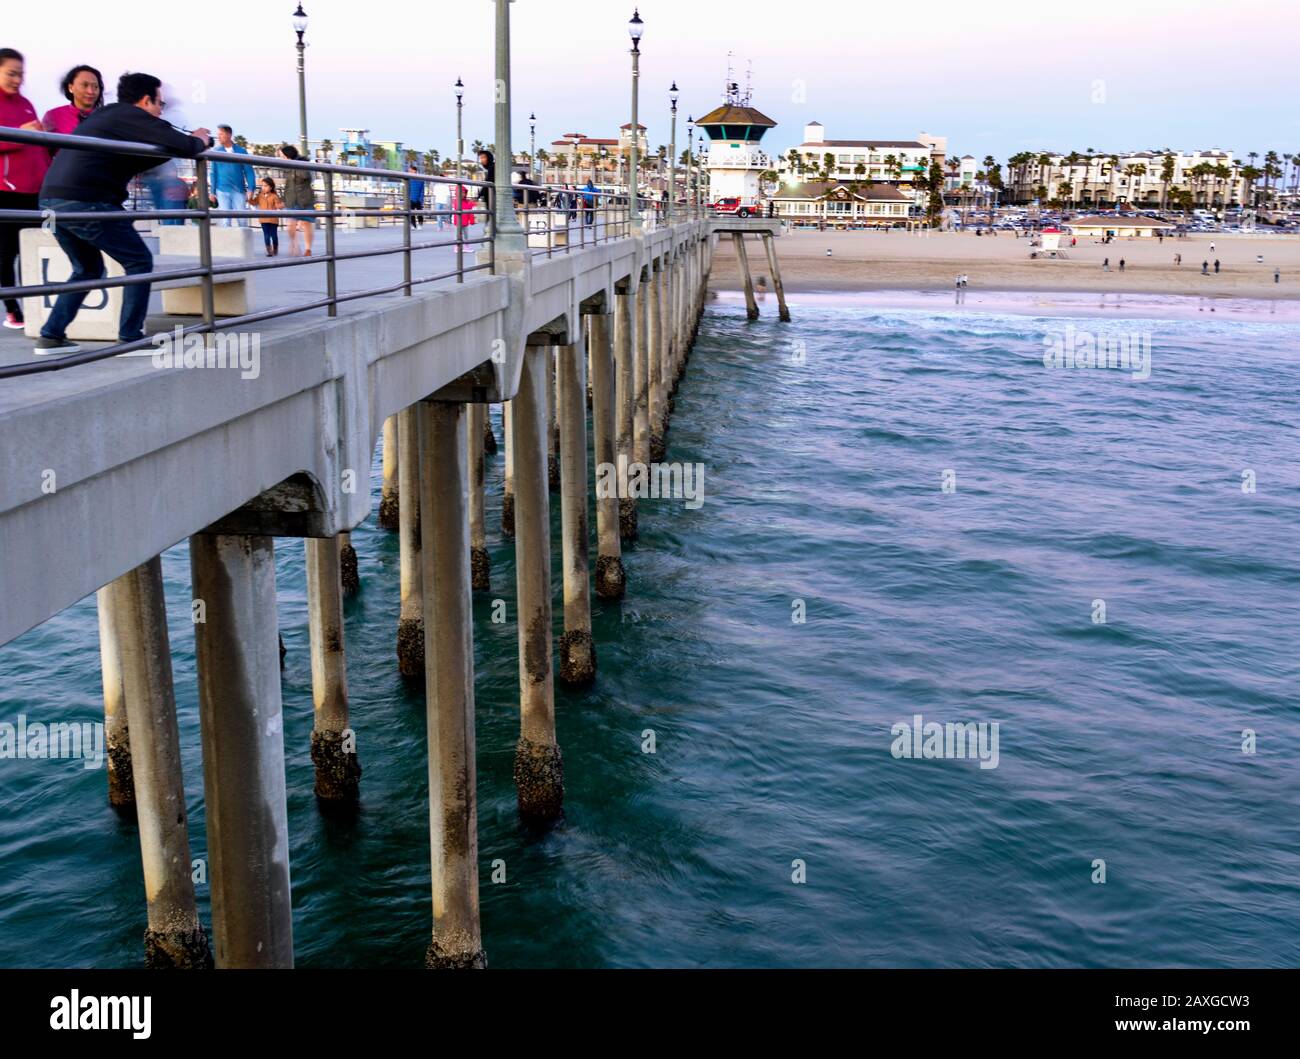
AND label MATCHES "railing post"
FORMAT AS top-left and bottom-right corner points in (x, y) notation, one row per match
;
(195, 157), (216, 331)
(324, 170), (338, 317)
